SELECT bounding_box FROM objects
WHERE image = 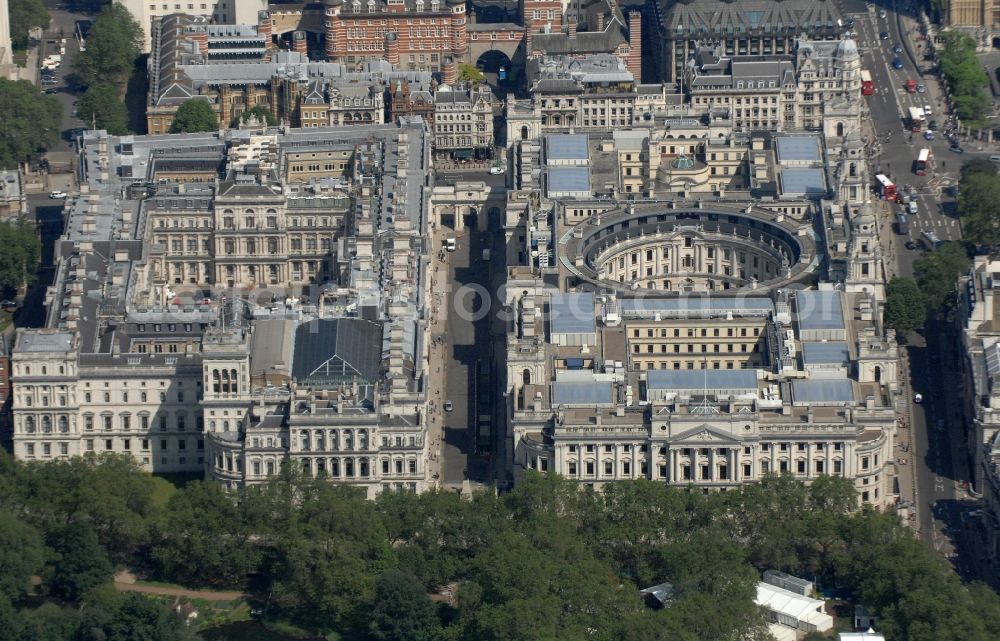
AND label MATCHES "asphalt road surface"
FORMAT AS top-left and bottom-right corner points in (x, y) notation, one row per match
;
(848, 1), (991, 584)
